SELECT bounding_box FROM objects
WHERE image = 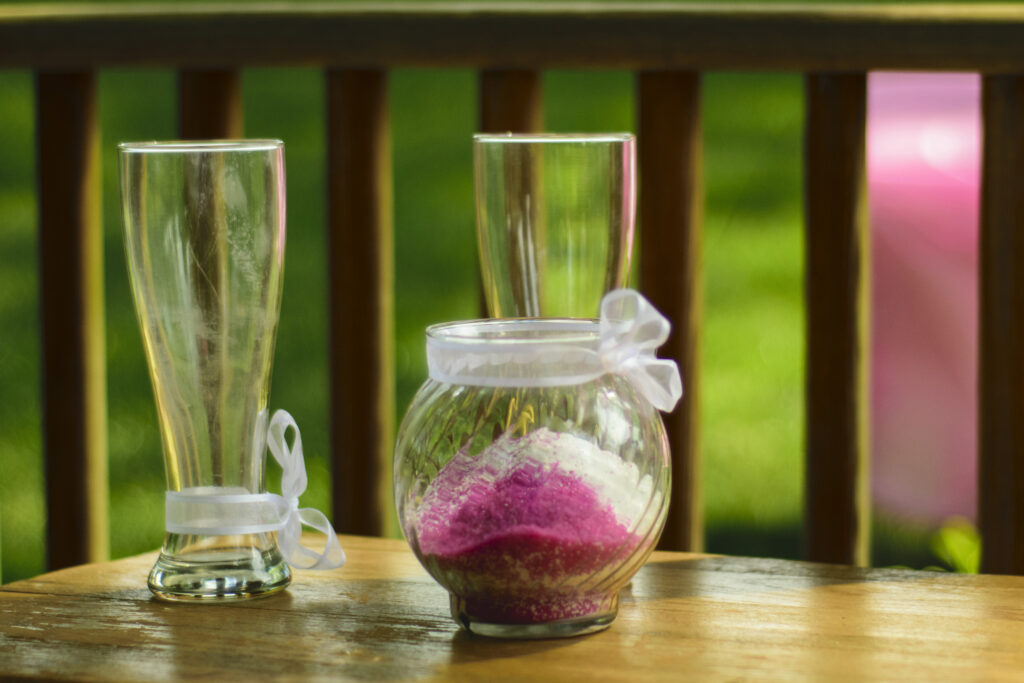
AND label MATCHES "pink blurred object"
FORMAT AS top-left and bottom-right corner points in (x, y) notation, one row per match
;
(868, 72), (980, 523)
